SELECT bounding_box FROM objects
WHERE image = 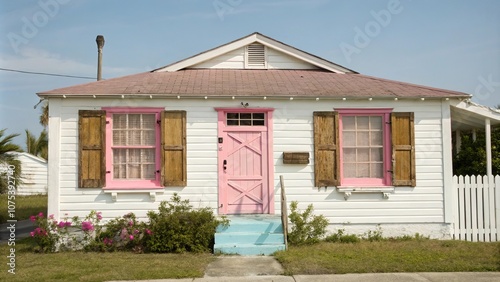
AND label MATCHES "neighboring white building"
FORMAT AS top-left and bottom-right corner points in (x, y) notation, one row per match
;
(8, 152), (48, 195)
(37, 32), (500, 239)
